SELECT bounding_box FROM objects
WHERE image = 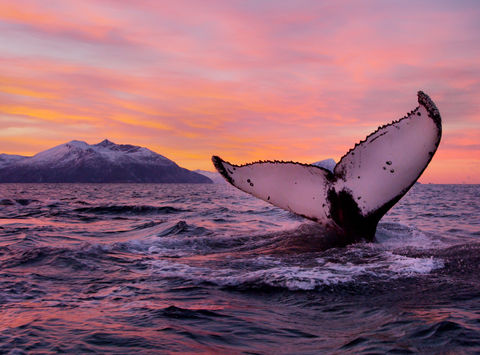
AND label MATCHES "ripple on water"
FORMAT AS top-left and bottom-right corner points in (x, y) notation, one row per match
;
(0, 183), (478, 354)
